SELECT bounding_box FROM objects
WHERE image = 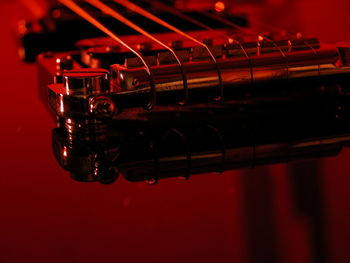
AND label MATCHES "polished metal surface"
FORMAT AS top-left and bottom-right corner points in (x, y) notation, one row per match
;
(37, 29), (350, 183)
(25, 0), (350, 184)
(7, 1), (350, 262)
(111, 48), (341, 95)
(63, 68), (110, 95)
